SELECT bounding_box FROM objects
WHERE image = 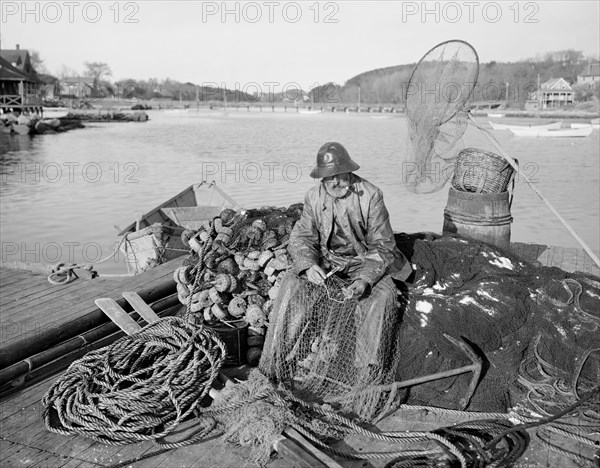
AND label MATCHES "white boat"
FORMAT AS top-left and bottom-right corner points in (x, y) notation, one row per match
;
(489, 121), (562, 131)
(42, 107), (70, 119)
(571, 121), (600, 130)
(509, 126), (593, 137)
(487, 113), (505, 118)
(298, 108), (322, 114)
